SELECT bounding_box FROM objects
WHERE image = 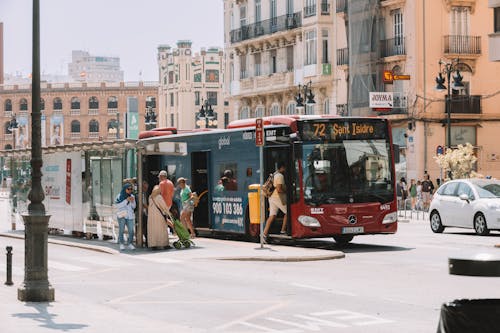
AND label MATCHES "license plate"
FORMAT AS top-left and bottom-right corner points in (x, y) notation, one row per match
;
(342, 226), (364, 234)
